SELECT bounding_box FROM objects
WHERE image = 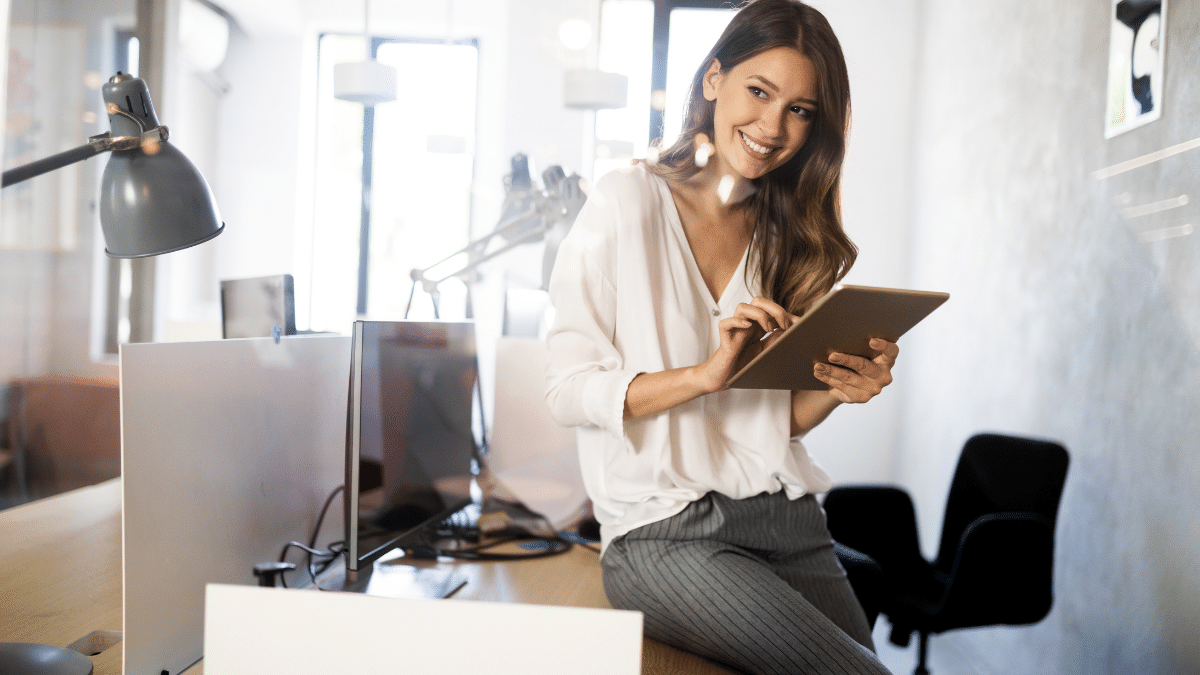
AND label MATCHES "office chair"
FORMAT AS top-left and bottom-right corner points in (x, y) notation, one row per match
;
(823, 433), (1069, 675)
